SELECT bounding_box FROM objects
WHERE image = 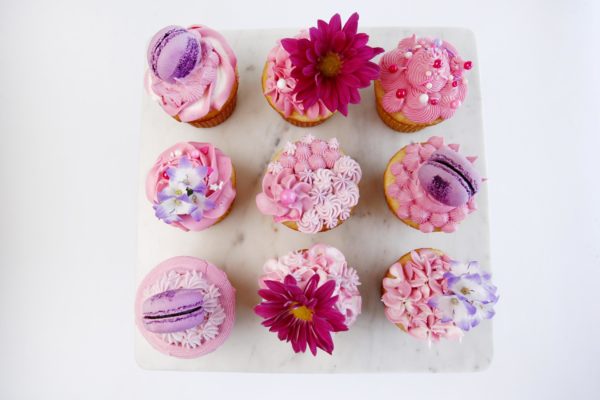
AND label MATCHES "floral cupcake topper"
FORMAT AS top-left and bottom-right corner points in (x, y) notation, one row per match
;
(281, 13), (383, 115)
